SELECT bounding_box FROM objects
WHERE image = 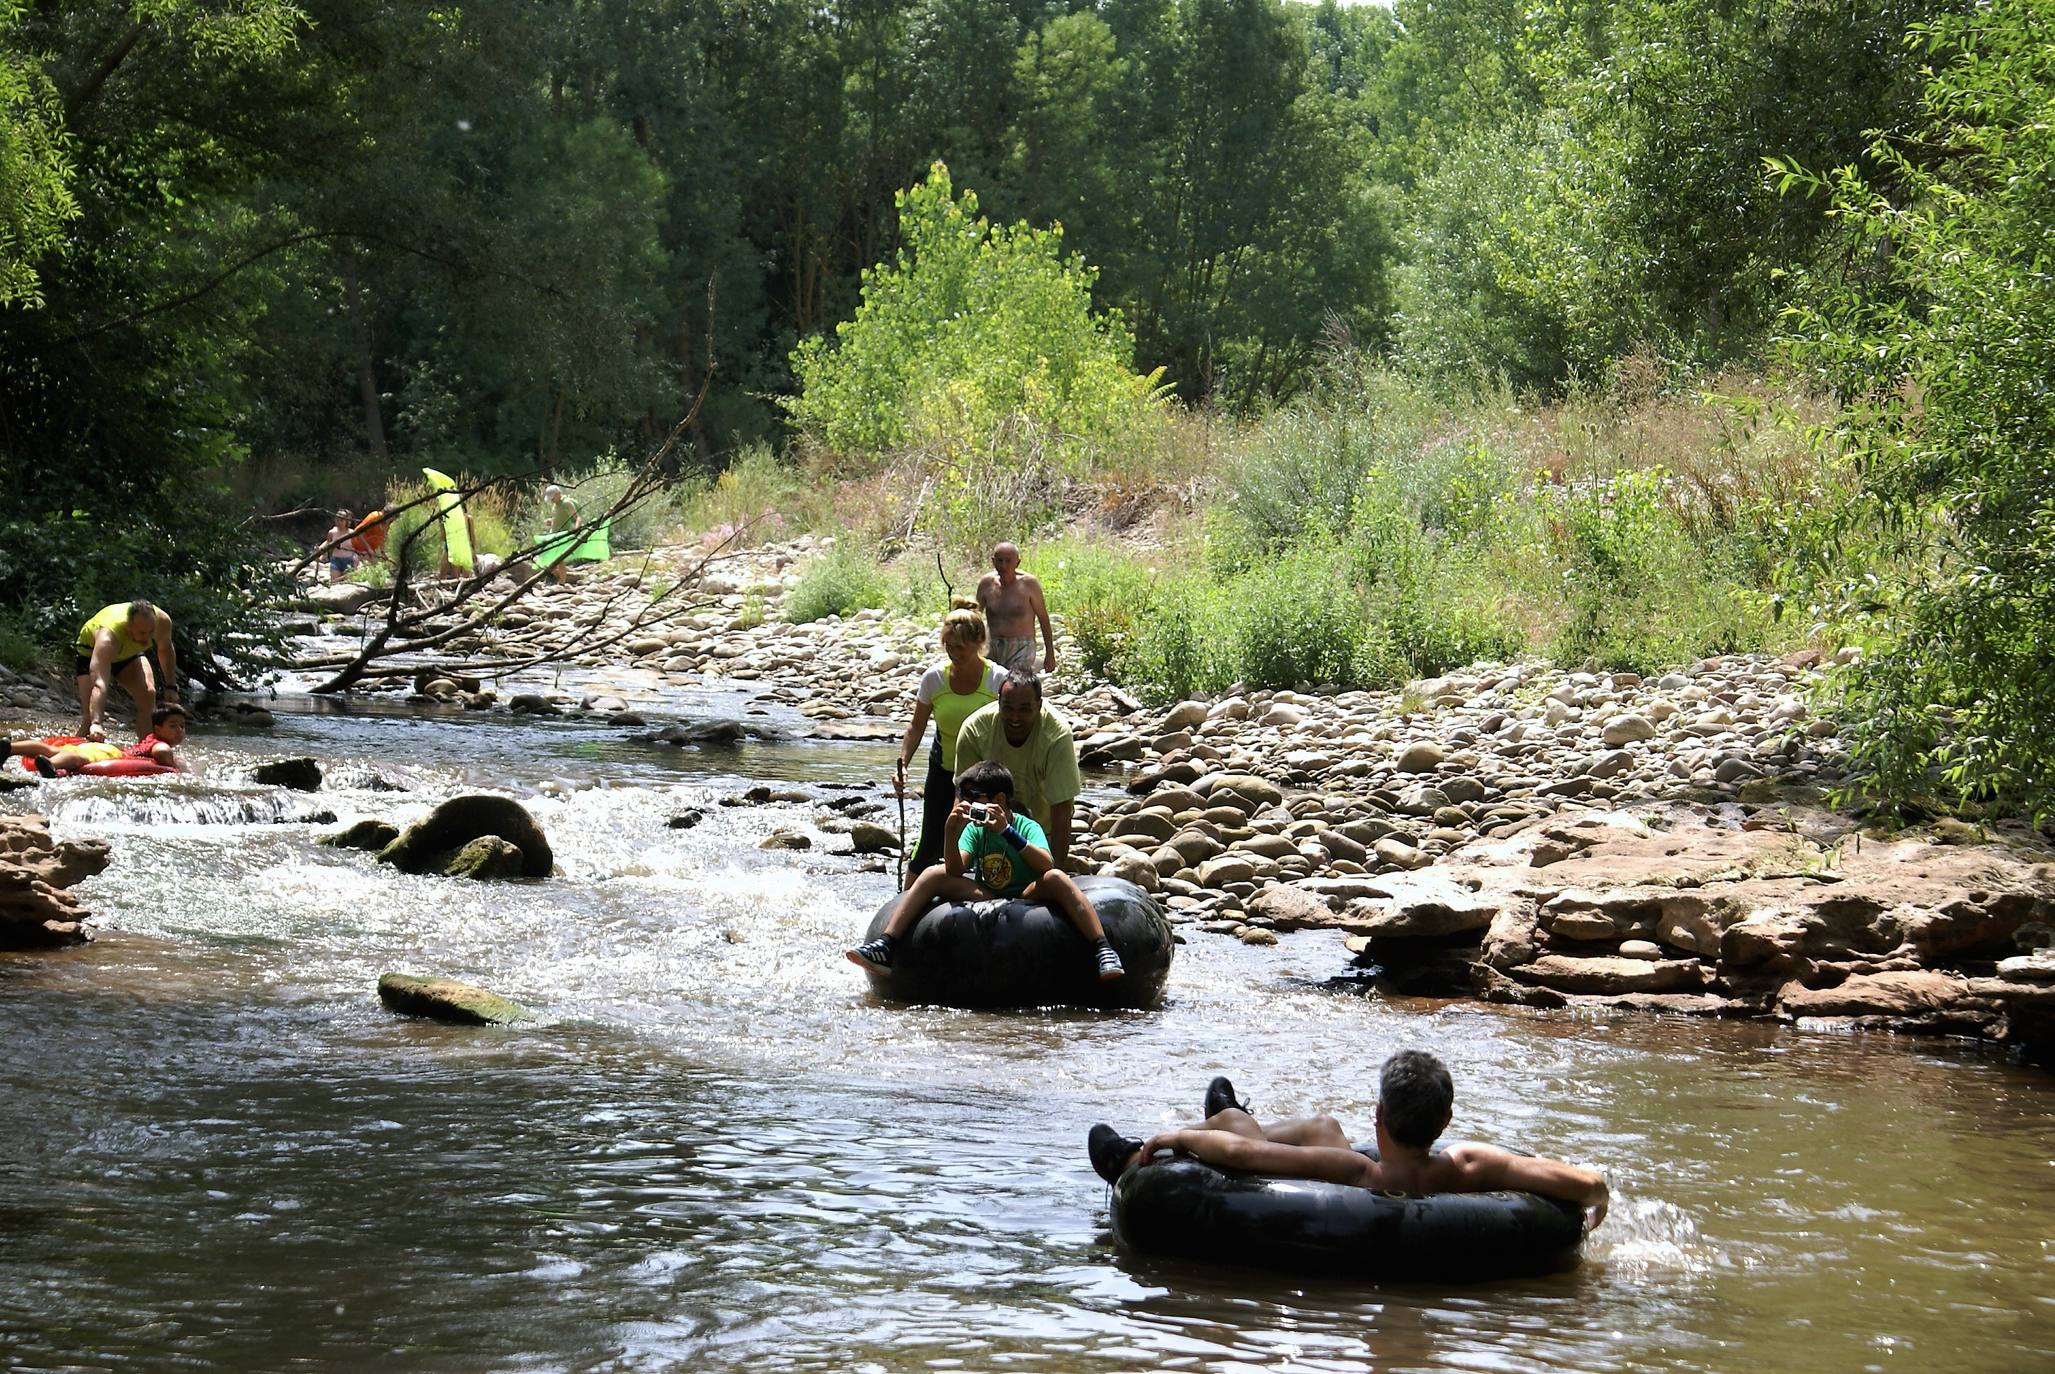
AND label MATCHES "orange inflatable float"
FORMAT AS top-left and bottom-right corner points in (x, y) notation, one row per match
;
(13, 736), (176, 778)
